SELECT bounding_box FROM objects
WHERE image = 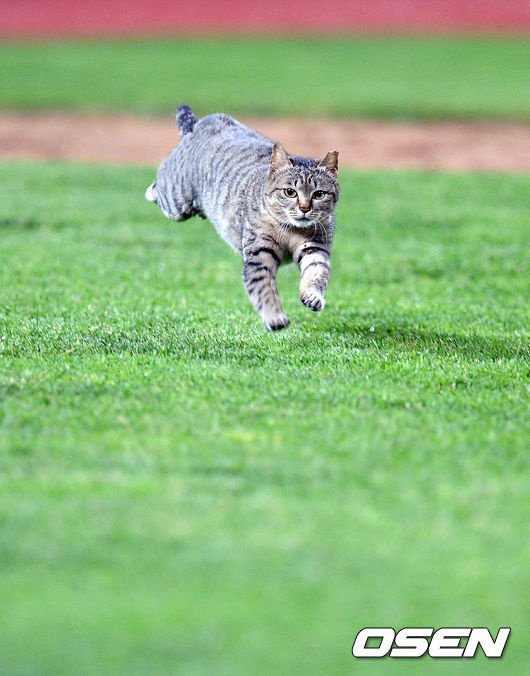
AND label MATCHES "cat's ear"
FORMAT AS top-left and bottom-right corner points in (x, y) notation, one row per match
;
(270, 142), (291, 171)
(318, 151), (339, 175)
